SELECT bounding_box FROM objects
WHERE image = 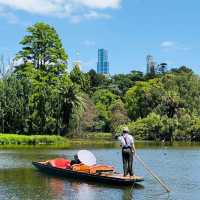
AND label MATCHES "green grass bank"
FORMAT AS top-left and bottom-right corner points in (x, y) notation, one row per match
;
(0, 133), (114, 148)
(0, 134), (69, 145)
